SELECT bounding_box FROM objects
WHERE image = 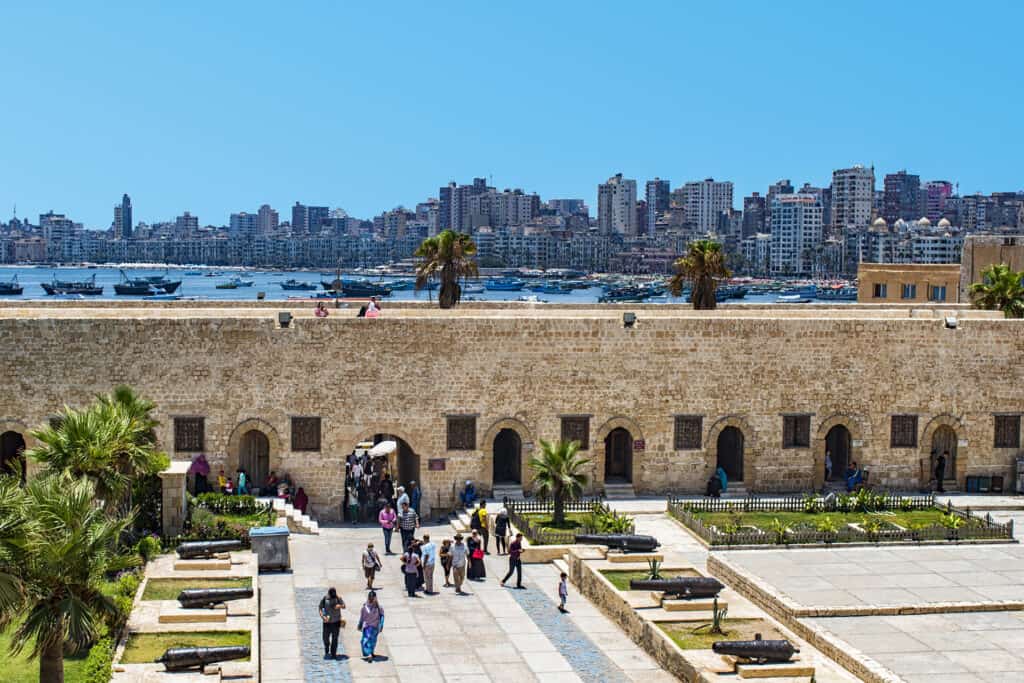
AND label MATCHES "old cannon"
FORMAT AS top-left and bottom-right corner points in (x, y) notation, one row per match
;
(176, 540), (243, 559)
(712, 635), (799, 663)
(629, 576), (724, 599)
(156, 645), (251, 672)
(177, 587), (254, 609)
(574, 533), (660, 553)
